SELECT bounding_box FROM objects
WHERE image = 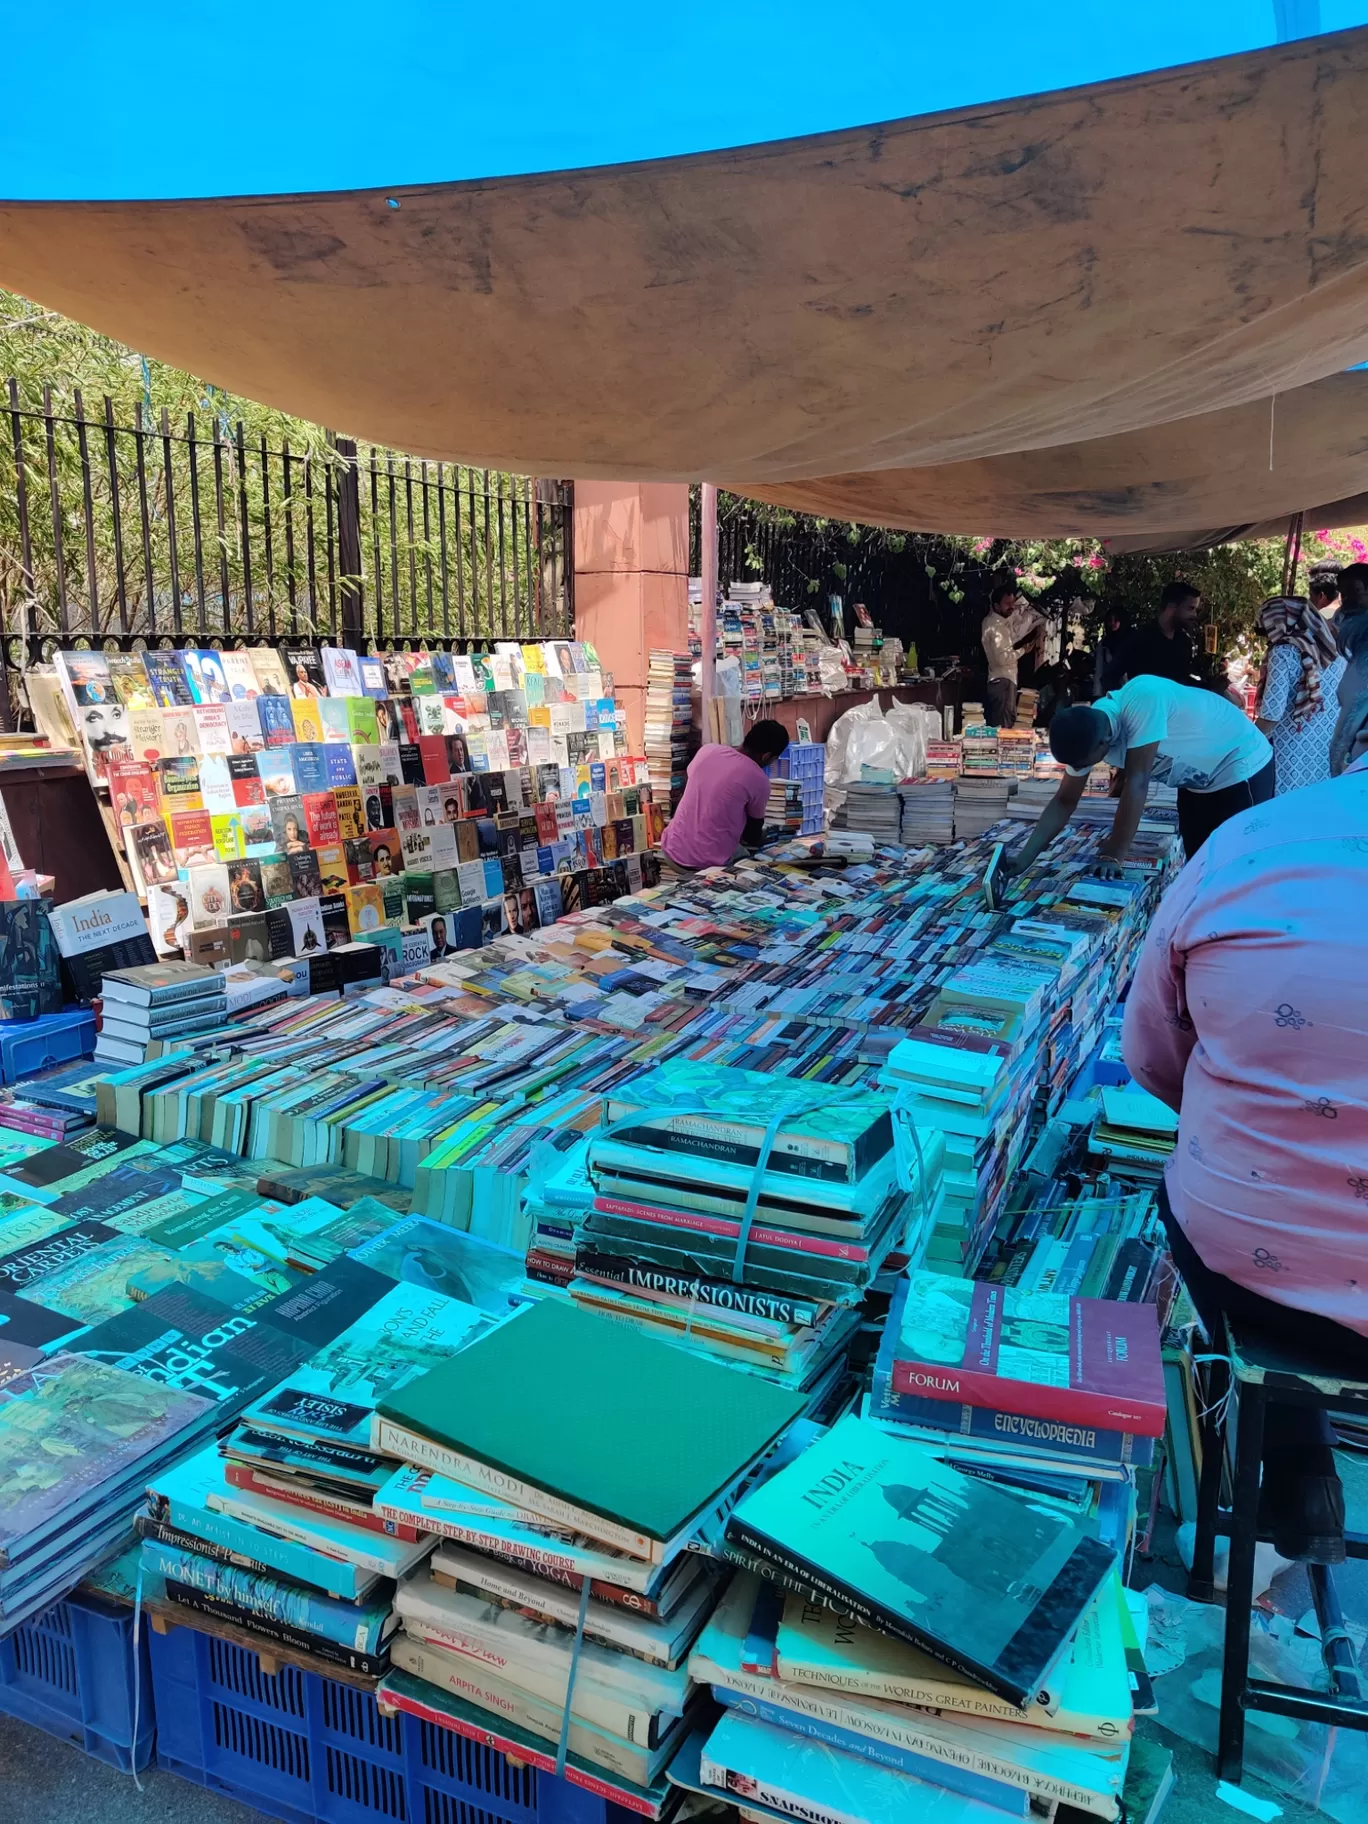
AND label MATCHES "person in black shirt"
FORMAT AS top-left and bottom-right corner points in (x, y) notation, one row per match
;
(1091, 610), (1127, 698)
(1122, 580), (1215, 688)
